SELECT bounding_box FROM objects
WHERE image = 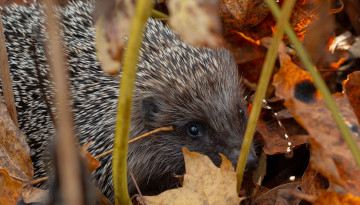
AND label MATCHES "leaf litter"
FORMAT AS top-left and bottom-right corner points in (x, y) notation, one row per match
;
(1, 0), (360, 204)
